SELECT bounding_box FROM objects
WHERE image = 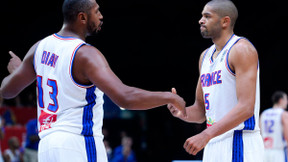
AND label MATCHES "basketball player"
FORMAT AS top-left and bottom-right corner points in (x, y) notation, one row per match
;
(167, 0), (264, 161)
(260, 91), (288, 162)
(0, 0), (186, 161)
